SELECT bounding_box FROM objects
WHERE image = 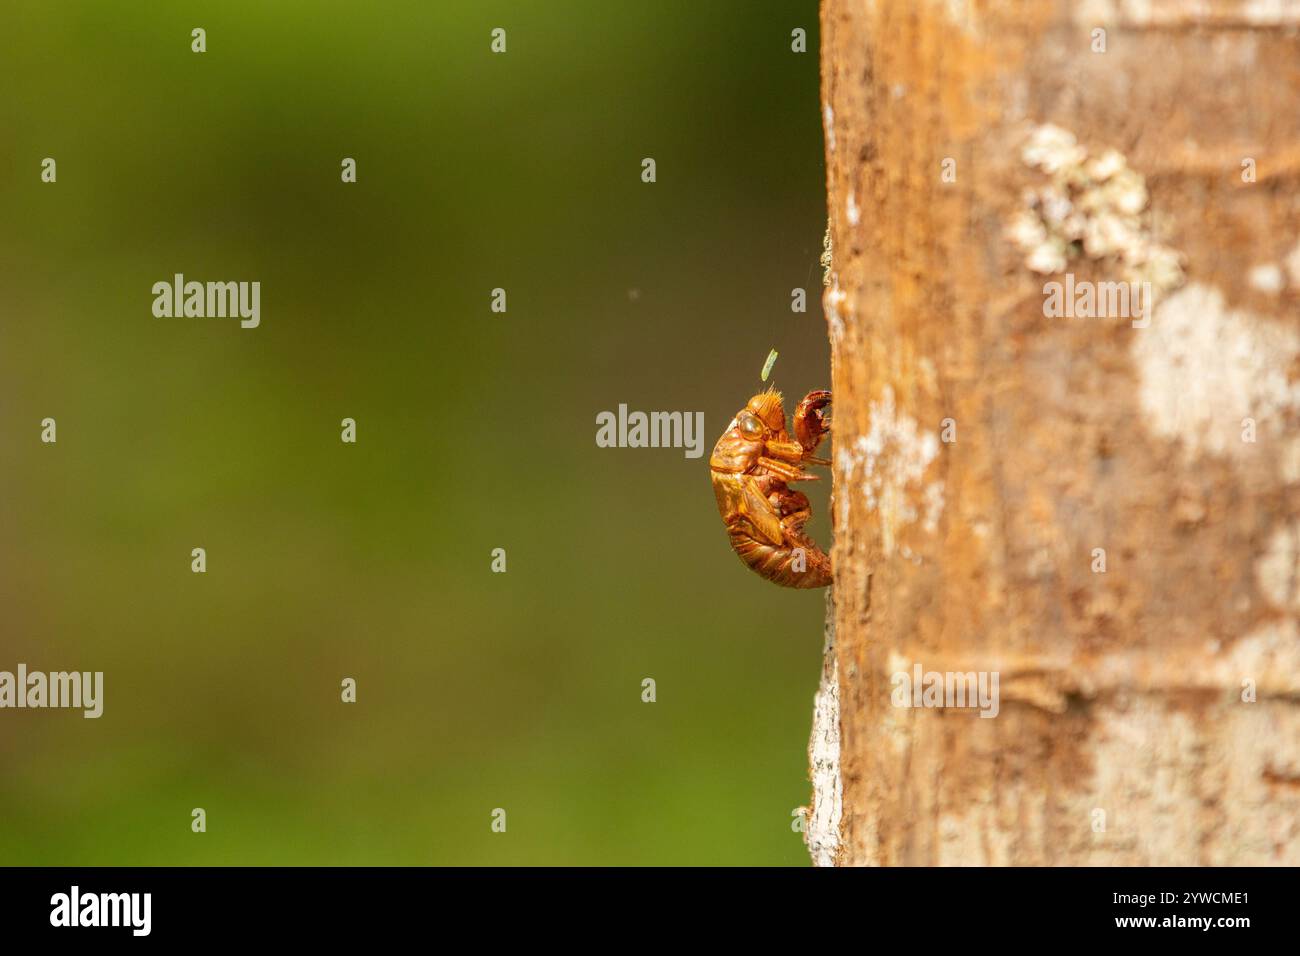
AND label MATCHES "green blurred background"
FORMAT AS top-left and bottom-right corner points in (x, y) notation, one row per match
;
(0, 0), (830, 865)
